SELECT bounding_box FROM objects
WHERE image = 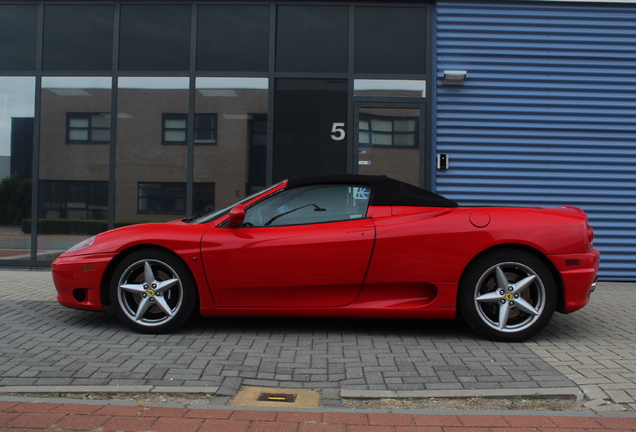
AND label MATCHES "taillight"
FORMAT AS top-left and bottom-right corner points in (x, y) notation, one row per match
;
(587, 223), (594, 249)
